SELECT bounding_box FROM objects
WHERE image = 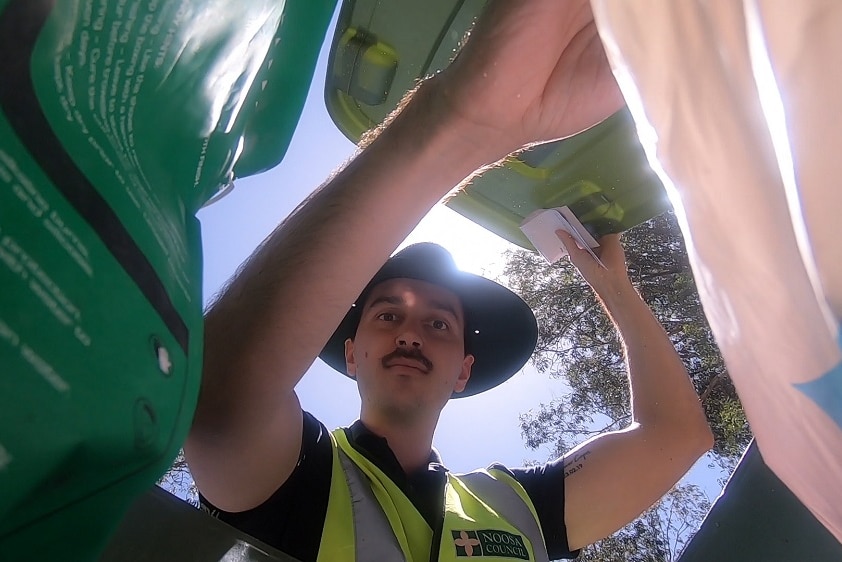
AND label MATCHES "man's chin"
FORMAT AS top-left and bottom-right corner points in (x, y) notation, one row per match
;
(377, 391), (451, 418)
